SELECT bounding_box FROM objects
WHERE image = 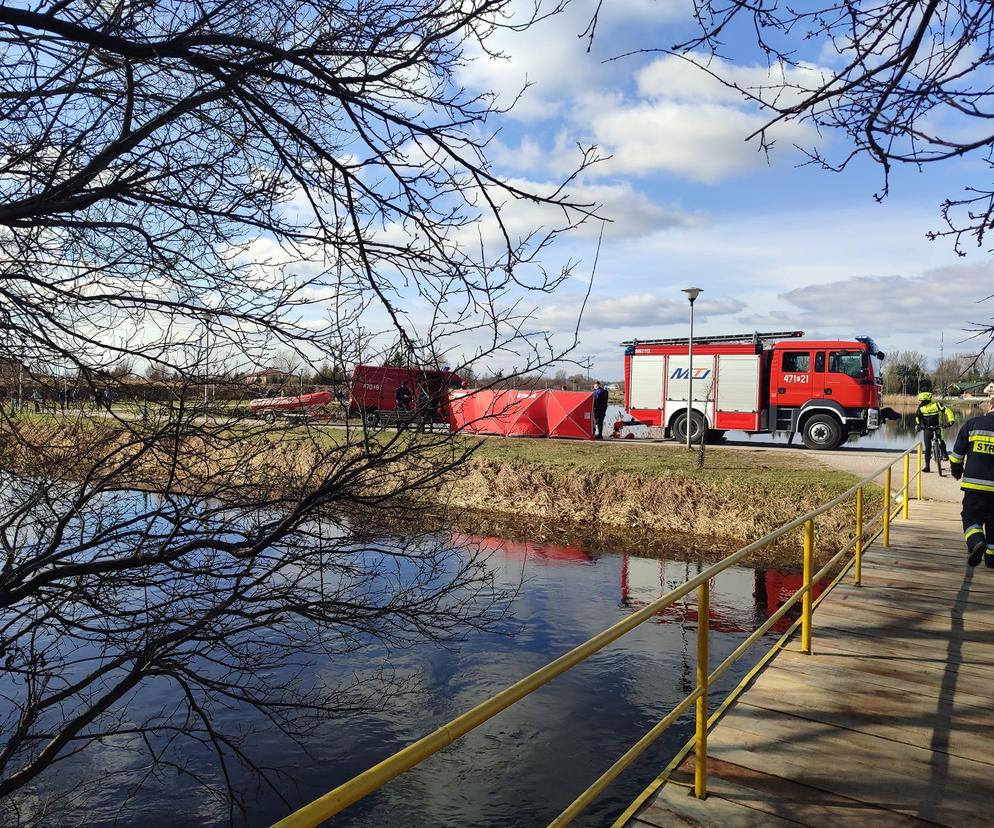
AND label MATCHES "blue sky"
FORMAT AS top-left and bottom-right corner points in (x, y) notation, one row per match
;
(442, 0), (991, 379)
